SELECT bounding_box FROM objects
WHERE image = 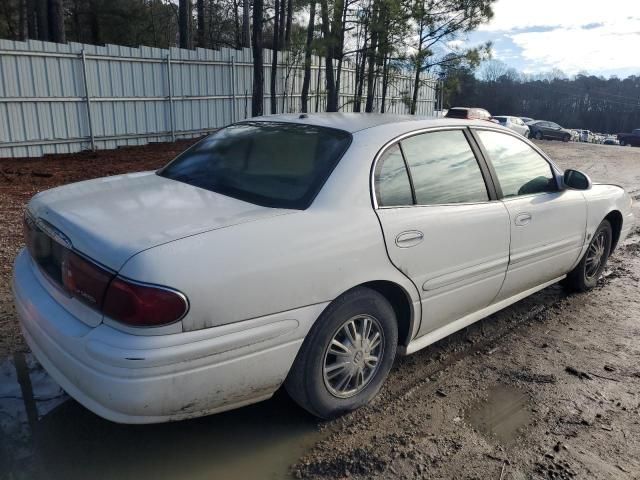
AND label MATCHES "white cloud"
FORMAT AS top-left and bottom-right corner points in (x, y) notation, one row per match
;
(478, 0), (640, 74)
